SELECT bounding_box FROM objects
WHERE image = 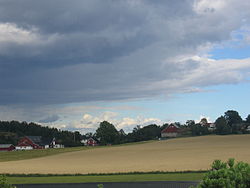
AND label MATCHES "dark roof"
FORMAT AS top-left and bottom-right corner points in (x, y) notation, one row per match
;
(26, 136), (53, 146)
(27, 136), (42, 145)
(87, 138), (98, 142)
(0, 144), (14, 148)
